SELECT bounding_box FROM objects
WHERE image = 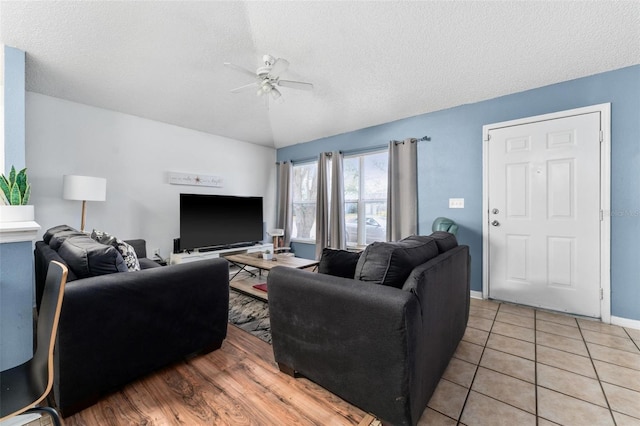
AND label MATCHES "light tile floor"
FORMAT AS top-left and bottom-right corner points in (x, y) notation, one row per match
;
(421, 298), (640, 425)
